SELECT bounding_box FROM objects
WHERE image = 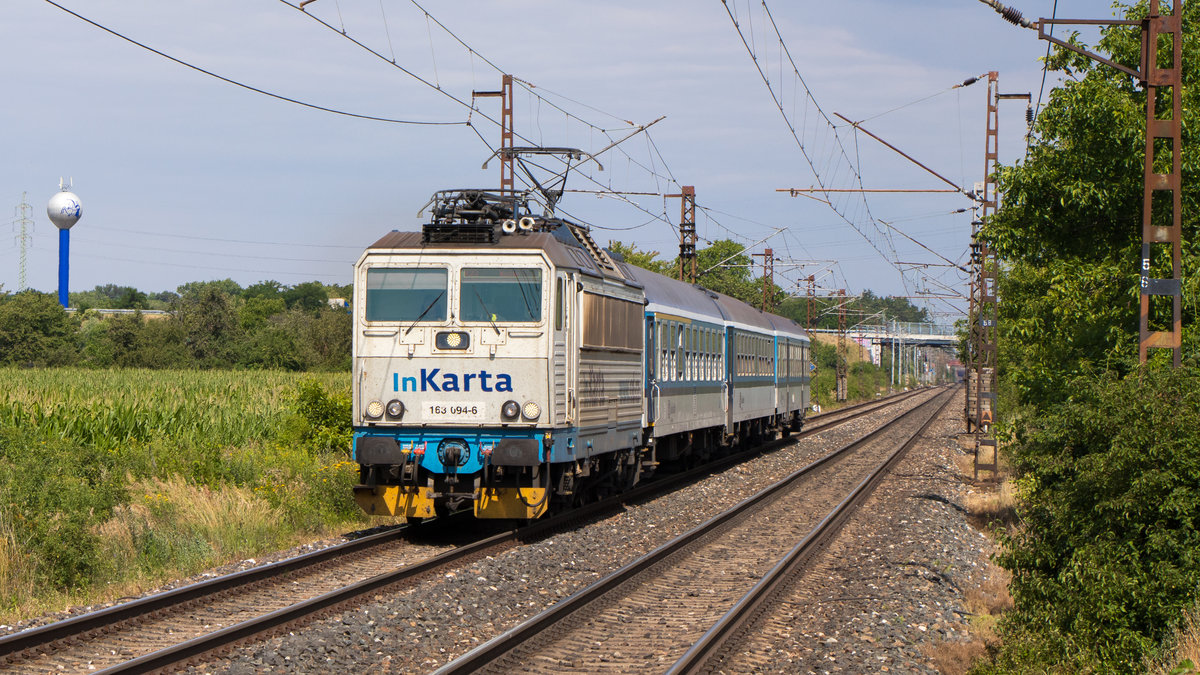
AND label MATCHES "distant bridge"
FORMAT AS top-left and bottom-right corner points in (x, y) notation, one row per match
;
(808, 322), (958, 347)
(808, 323), (959, 376)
